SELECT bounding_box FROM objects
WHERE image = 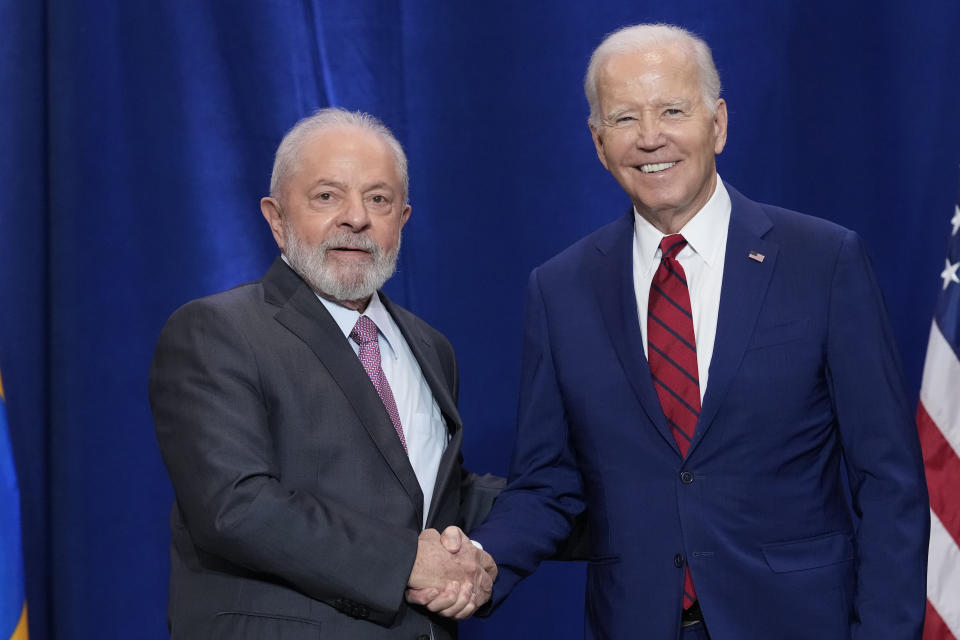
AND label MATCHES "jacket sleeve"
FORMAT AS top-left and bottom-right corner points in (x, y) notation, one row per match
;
(149, 298), (419, 626)
(458, 471), (506, 534)
(469, 268), (587, 607)
(826, 231), (929, 639)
